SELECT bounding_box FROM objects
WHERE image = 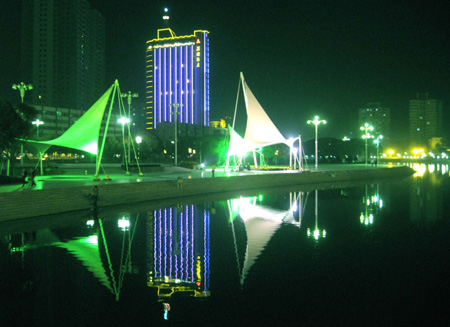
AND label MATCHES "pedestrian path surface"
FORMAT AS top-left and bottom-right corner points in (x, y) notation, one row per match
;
(1, 163), (412, 222)
(0, 163), (391, 194)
